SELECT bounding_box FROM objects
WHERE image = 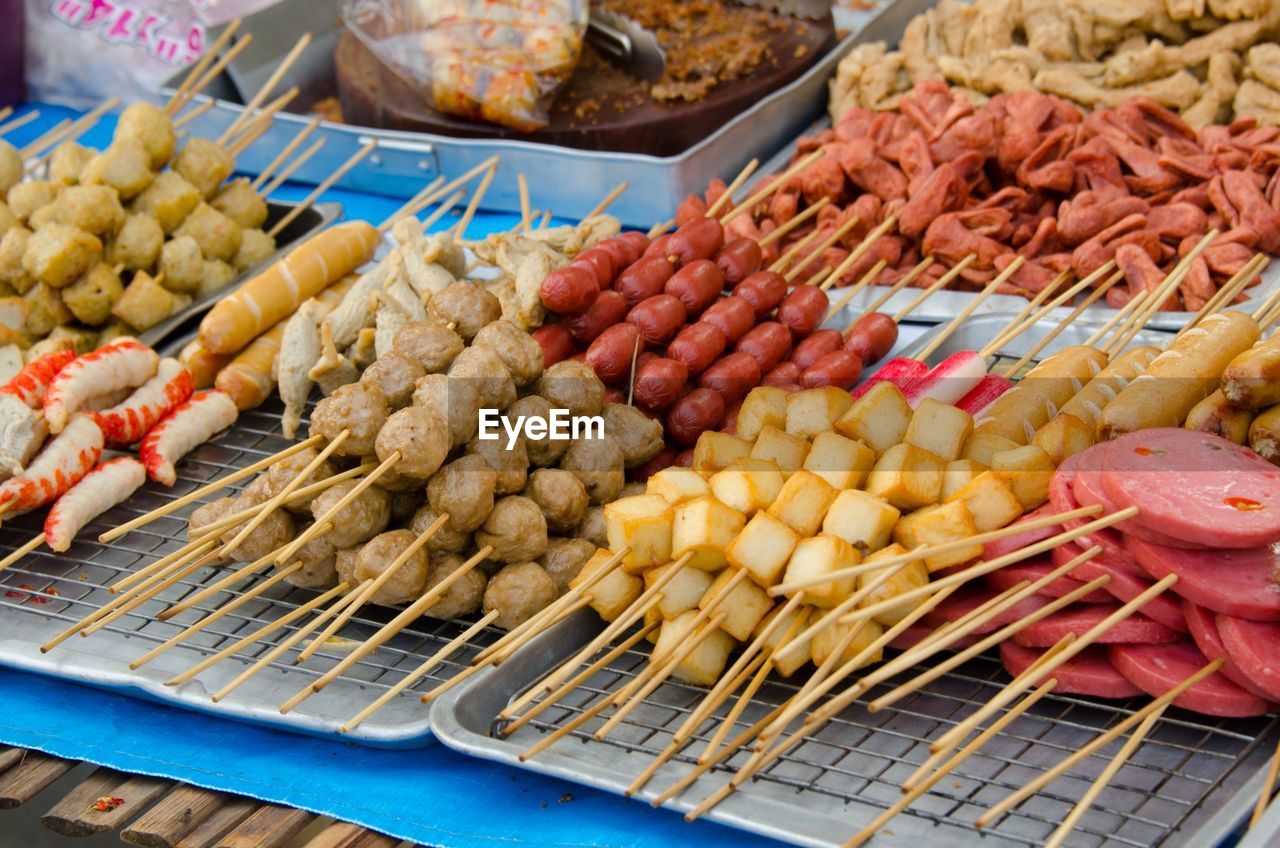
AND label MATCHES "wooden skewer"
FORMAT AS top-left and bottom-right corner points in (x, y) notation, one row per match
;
(172, 98), (217, 130)
(451, 163), (498, 239)
(517, 173), (532, 231)
(823, 259), (887, 323)
(268, 141), (375, 238)
(0, 110), (38, 137)
(380, 176), (447, 232)
(225, 89), (295, 157)
(851, 258), (935, 326)
(420, 189), (467, 232)
(705, 159), (760, 219)
(1251, 736), (1280, 828)
(260, 136), (326, 197)
(979, 260), (1118, 358)
(1084, 289), (1150, 349)
(1250, 275), (1280, 324)
(891, 254), (977, 323)
(782, 214), (865, 282)
(913, 256), (1026, 362)
(168, 19), (241, 114)
(808, 215), (899, 291)
(174, 33), (256, 118)
(1106, 230), (1218, 355)
(753, 619), (867, 750)
(757, 197), (831, 249)
(17, 118), (68, 159)
(646, 218), (674, 238)
(1001, 270), (1124, 377)
(24, 98), (120, 162)
(584, 182), (629, 220)
(273, 451), (398, 567)
(107, 535), (217, 596)
(538, 210), (552, 229)
(399, 156), (502, 235)
(221, 32), (311, 143)
(79, 543), (222, 641)
(888, 581), (1030, 670)
(252, 117), (321, 191)
(1180, 254), (1267, 336)
(0, 533), (45, 571)
(767, 226), (825, 275)
(979, 270), (1072, 355)
(720, 149), (825, 225)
